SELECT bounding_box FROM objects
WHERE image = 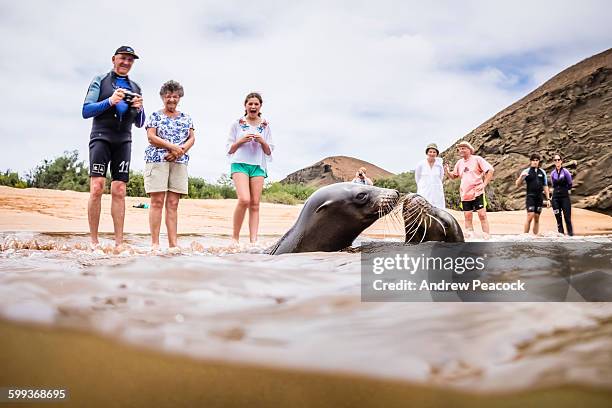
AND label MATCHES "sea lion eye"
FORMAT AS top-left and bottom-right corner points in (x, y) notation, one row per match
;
(356, 192), (367, 200)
